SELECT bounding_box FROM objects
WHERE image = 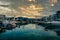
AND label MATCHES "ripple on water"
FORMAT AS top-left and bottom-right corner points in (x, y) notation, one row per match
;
(0, 24), (59, 40)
